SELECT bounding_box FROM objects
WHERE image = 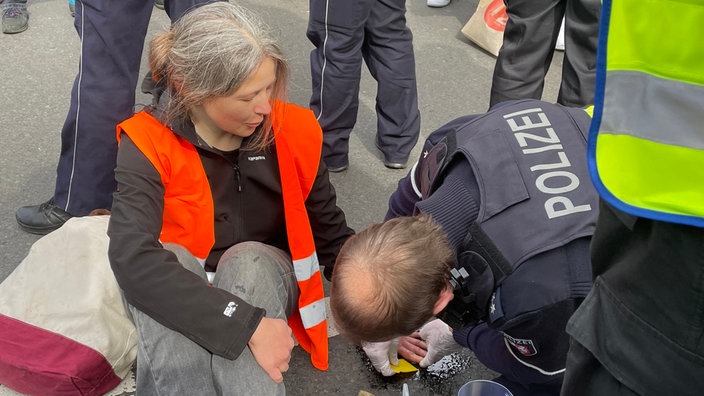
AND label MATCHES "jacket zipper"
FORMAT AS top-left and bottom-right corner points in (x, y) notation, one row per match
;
(233, 156), (243, 243)
(233, 161), (242, 192)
